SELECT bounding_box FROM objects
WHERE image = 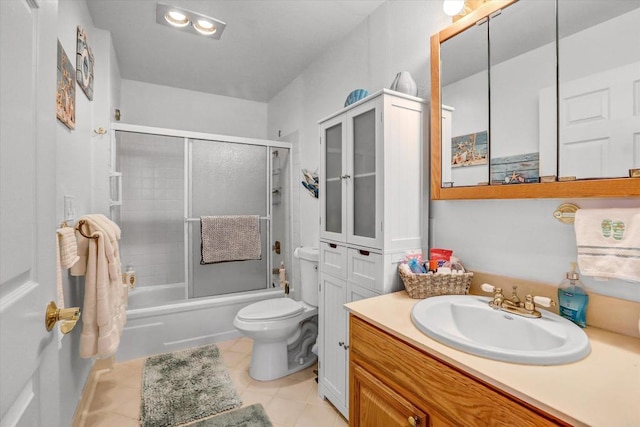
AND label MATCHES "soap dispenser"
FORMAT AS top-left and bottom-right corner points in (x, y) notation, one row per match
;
(557, 262), (588, 328)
